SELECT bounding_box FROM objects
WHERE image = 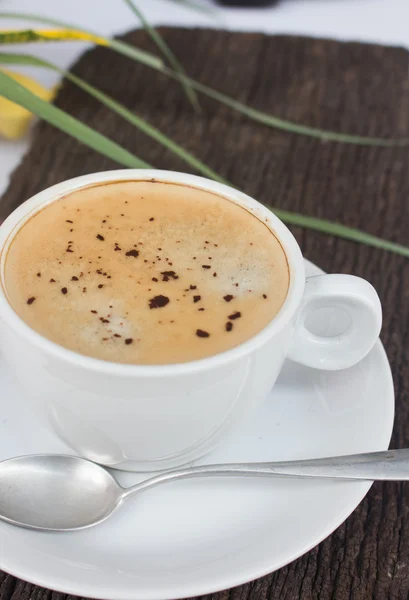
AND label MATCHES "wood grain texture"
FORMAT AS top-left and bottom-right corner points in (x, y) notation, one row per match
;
(1, 29), (409, 600)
